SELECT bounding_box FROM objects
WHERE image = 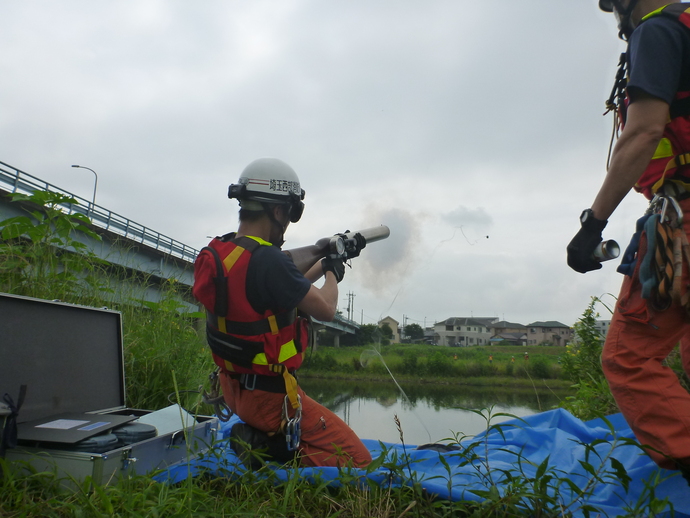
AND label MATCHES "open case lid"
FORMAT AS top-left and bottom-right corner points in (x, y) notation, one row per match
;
(0, 293), (126, 423)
